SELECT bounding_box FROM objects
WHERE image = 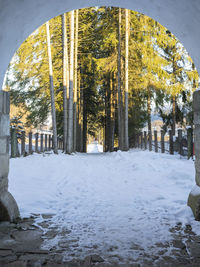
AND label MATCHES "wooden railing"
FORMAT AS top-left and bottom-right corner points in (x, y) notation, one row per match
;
(129, 128), (194, 159)
(10, 129), (64, 158)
